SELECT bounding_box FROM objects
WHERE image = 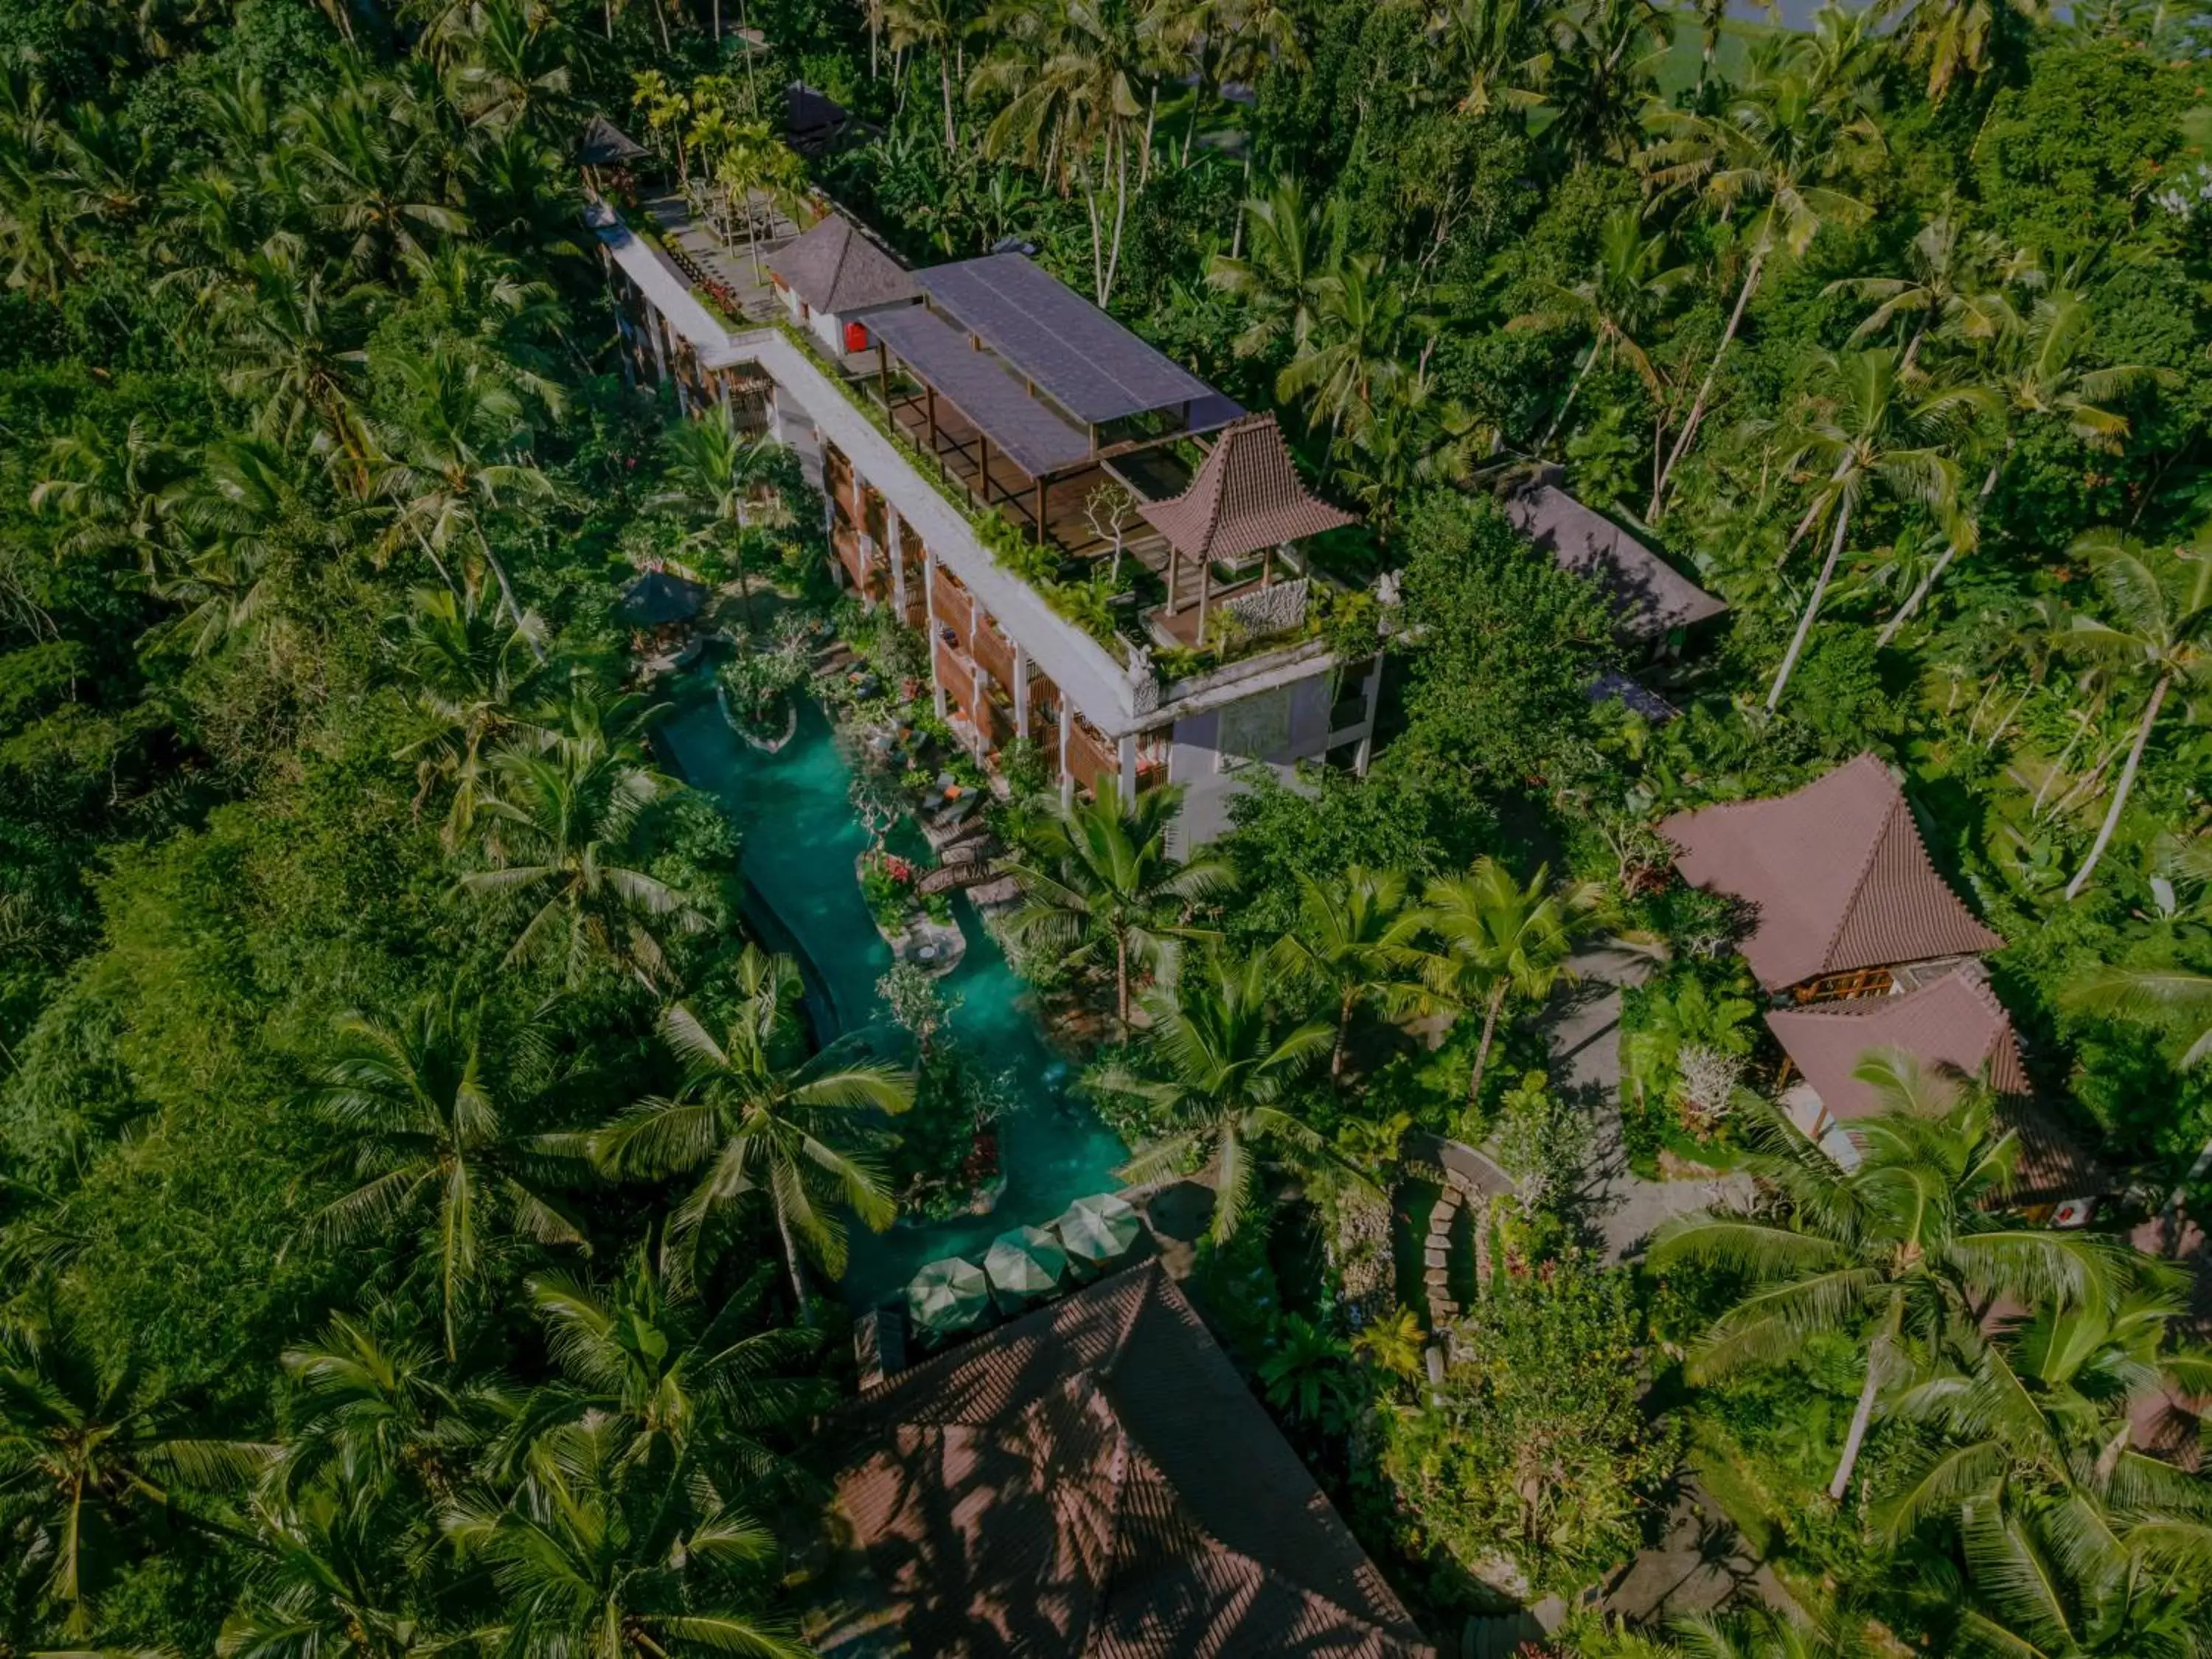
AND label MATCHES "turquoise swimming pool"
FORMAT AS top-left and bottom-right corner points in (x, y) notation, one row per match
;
(657, 690), (1128, 1307)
